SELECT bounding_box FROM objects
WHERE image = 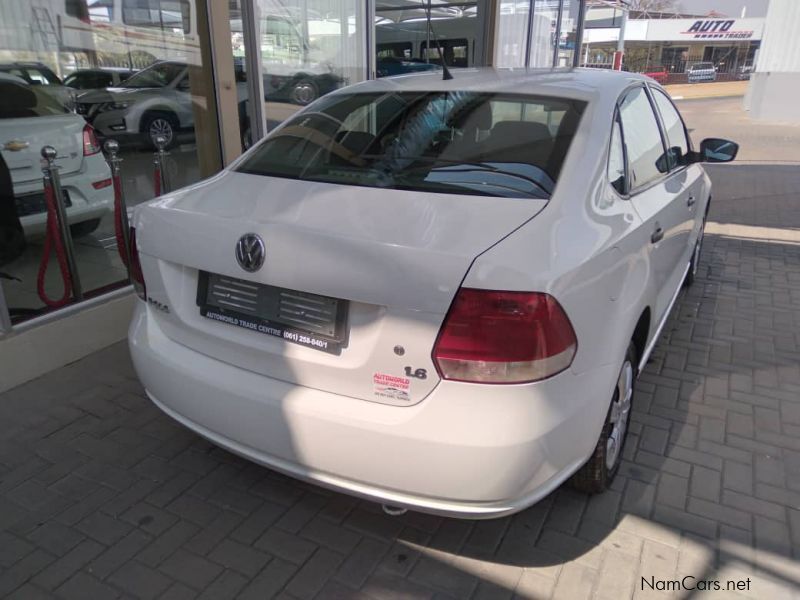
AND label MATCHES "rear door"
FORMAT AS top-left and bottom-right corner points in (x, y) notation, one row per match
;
(618, 84), (685, 324)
